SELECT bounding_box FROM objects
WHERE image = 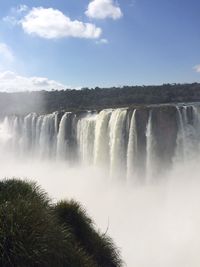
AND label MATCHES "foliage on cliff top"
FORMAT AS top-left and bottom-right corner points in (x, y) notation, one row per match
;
(0, 83), (200, 115)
